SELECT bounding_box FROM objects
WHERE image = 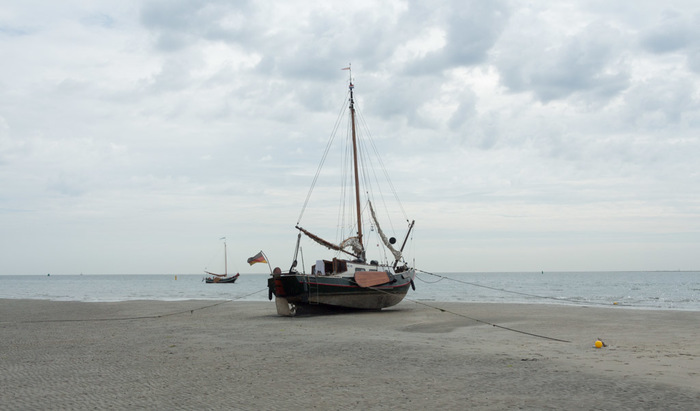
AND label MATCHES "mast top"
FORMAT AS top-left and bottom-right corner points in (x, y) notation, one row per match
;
(342, 64), (353, 91)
